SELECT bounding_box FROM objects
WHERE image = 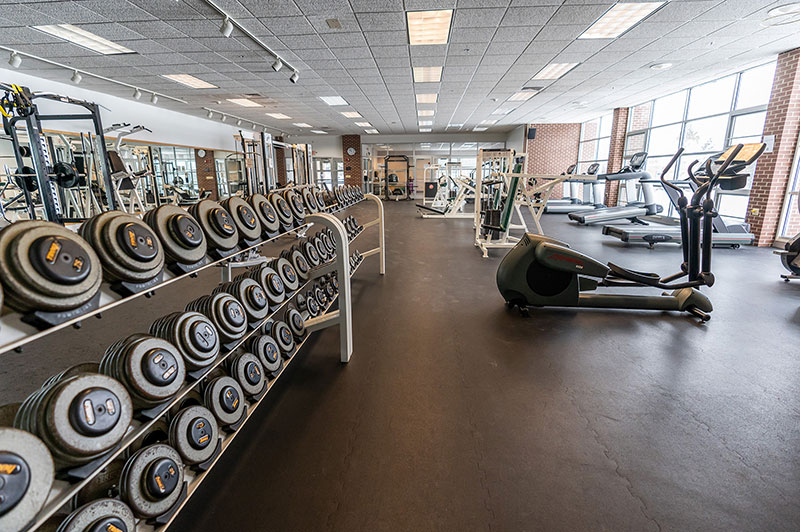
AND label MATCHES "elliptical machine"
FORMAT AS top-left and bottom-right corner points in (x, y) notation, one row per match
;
(496, 145), (749, 321)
